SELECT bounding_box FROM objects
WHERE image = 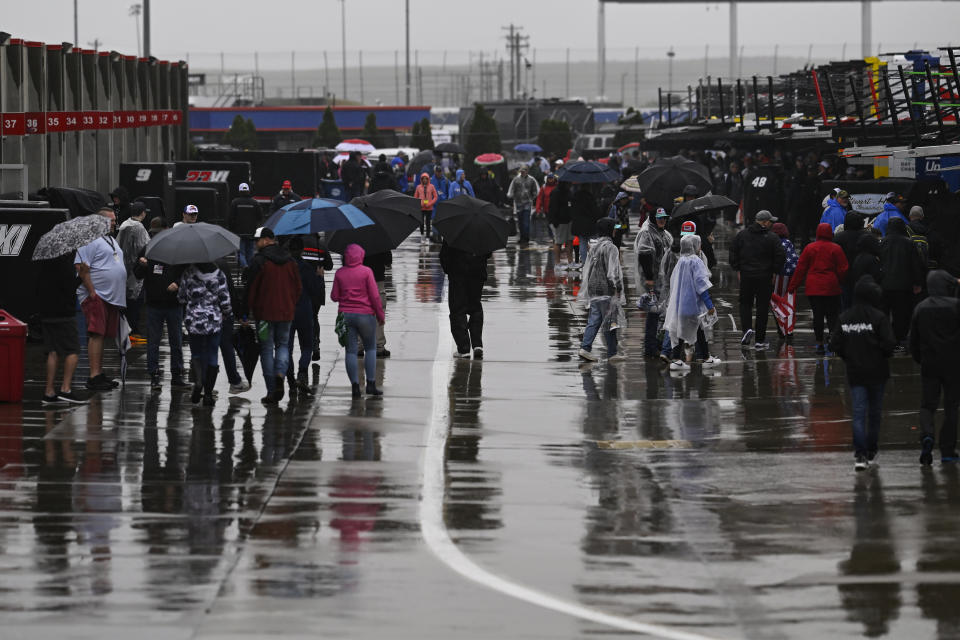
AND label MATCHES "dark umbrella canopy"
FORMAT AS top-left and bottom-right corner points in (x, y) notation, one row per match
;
(327, 191), (421, 254)
(557, 160), (621, 184)
(264, 198), (374, 235)
(32, 214), (112, 260)
(144, 222), (240, 264)
(433, 195), (510, 255)
(435, 142), (464, 154)
(633, 156), (713, 206)
(409, 150), (435, 175)
(670, 194), (738, 220)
